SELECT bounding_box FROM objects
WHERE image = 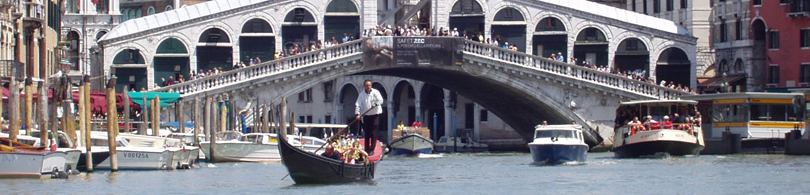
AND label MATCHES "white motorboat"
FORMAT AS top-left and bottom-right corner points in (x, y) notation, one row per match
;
(7, 132), (82, 174)
(434, 136), (488, 153)
(613, 100), (705, 158)
(0, 137), (70, 179)
(167, 132), (207, 160)
(88, 132), (177, 170)
(529, 124), (588, 165)
(201, 133), (326, 162)
(118, 133), (200, 169)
